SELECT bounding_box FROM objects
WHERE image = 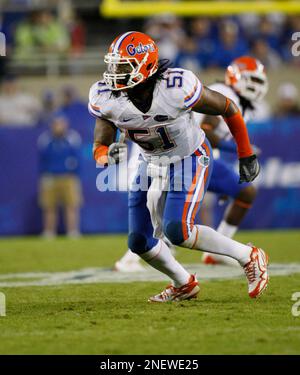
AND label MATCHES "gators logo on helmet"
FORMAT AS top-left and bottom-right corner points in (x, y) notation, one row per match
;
(103, 31), (159, 91)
